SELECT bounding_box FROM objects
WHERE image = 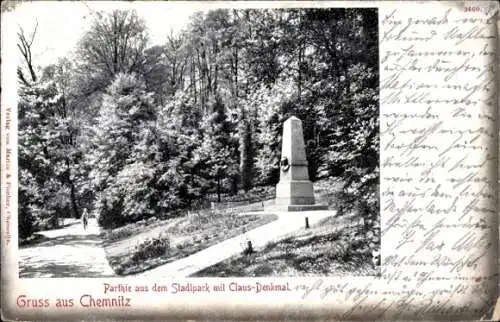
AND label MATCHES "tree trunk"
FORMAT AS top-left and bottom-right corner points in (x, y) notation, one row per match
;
(240, 118), (253, 192)
(65, 159), (80, 219)
(234, 47), (239, 98)
(217, 176), (221, 202)
(192, 57), (197, 103)
(70, 181), (79, 219)
(298, 46), (302, 102)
